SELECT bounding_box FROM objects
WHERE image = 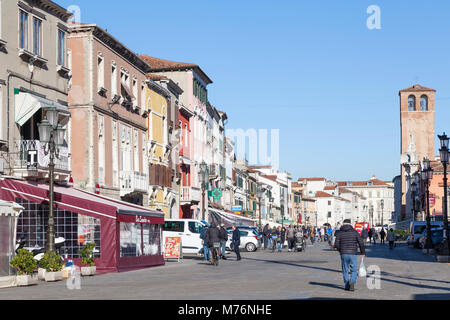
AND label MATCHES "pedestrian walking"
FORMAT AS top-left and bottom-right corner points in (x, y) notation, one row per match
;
(271, 227), (280, 252)
(371, 228), (377, 245)
(380, 228), (386, 245)
(219, 224), (228, 260)
(335, 219), (366, 292)
(205, 222), (221, 263)
(263, 224), (270, 250)
(231, 225), (241, 261)
(361, 227), (369, 245)
(200, 225), (210, 261)
(387, 229), (396, 250)
(368, 228), (374, 245)
(286, 224), (296, 252)
(281, 227), (287, 250)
